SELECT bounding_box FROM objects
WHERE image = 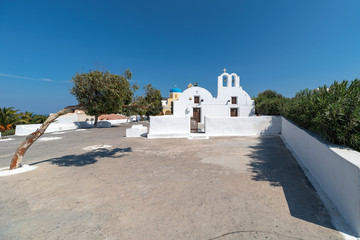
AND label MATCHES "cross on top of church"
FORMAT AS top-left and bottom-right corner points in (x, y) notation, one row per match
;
(223, 68), (227, 73)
